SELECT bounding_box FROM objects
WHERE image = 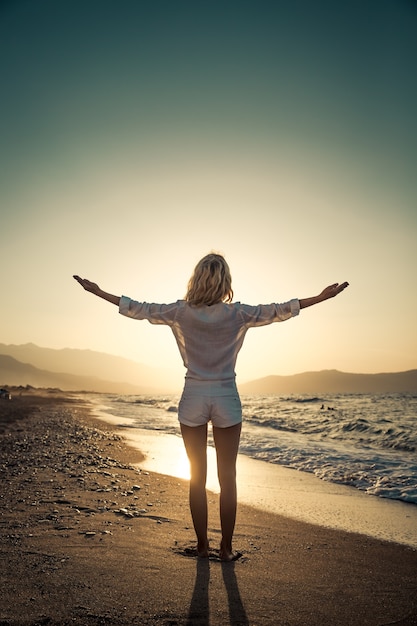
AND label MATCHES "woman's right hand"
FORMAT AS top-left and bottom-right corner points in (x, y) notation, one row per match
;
(73, 275), (101, 295)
